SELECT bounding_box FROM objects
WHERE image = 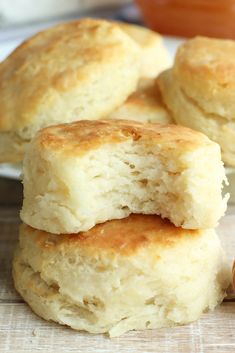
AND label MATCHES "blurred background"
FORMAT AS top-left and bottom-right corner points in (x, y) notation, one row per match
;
(1, 0), (235, 40)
